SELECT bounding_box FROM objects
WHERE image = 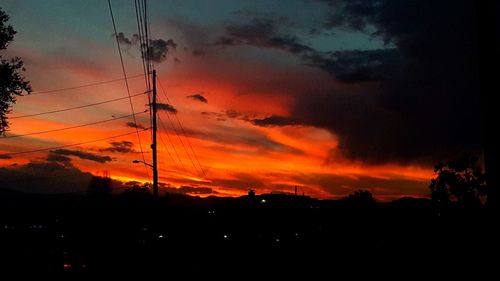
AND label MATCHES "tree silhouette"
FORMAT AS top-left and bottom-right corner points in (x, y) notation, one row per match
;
(430, 155), (486, 207)
(87, 175), (112, 200)
(1, 8), (31, 133)
(343, 189), (376, 207)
